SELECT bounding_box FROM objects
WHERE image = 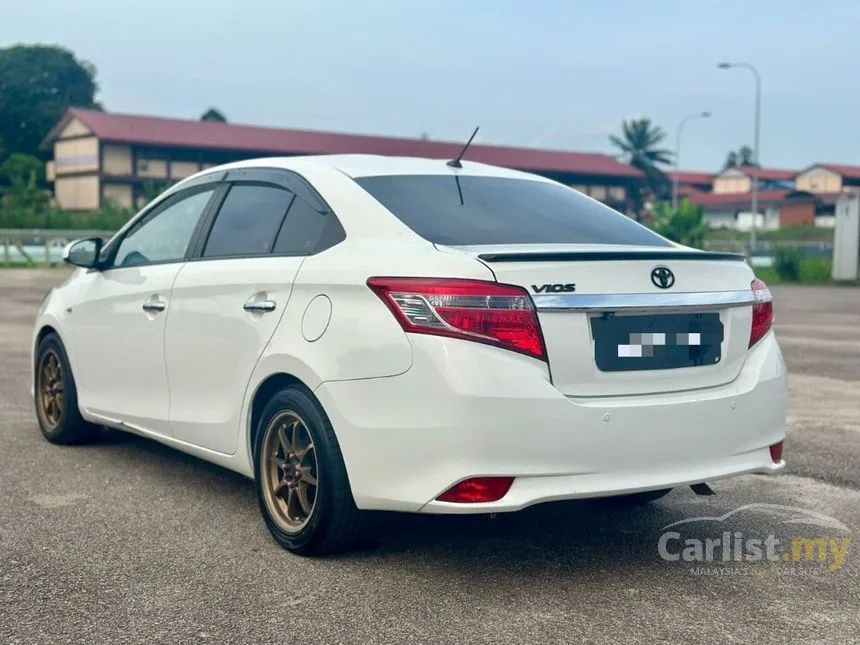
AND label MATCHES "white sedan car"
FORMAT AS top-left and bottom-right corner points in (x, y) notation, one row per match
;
(32, 155), (787, 555)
